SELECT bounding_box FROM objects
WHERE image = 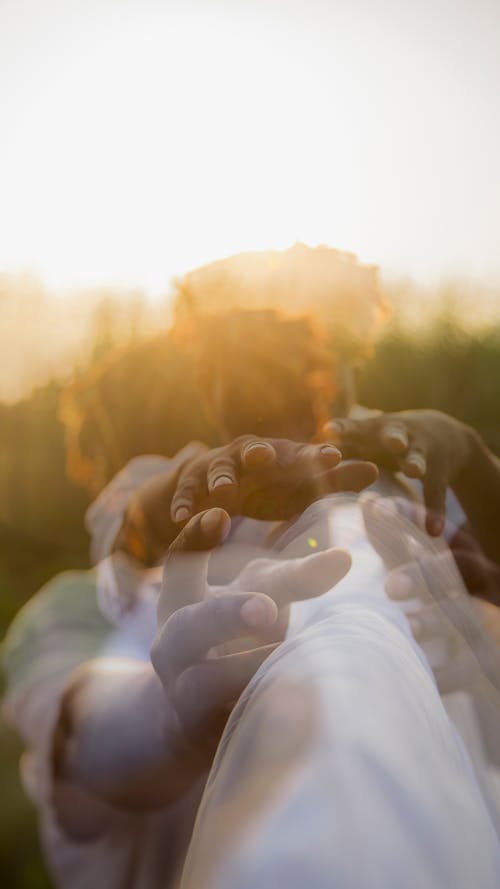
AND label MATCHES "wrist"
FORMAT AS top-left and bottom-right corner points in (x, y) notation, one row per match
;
(115, 461), (189, 565)
(455, 423), (487, 482)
